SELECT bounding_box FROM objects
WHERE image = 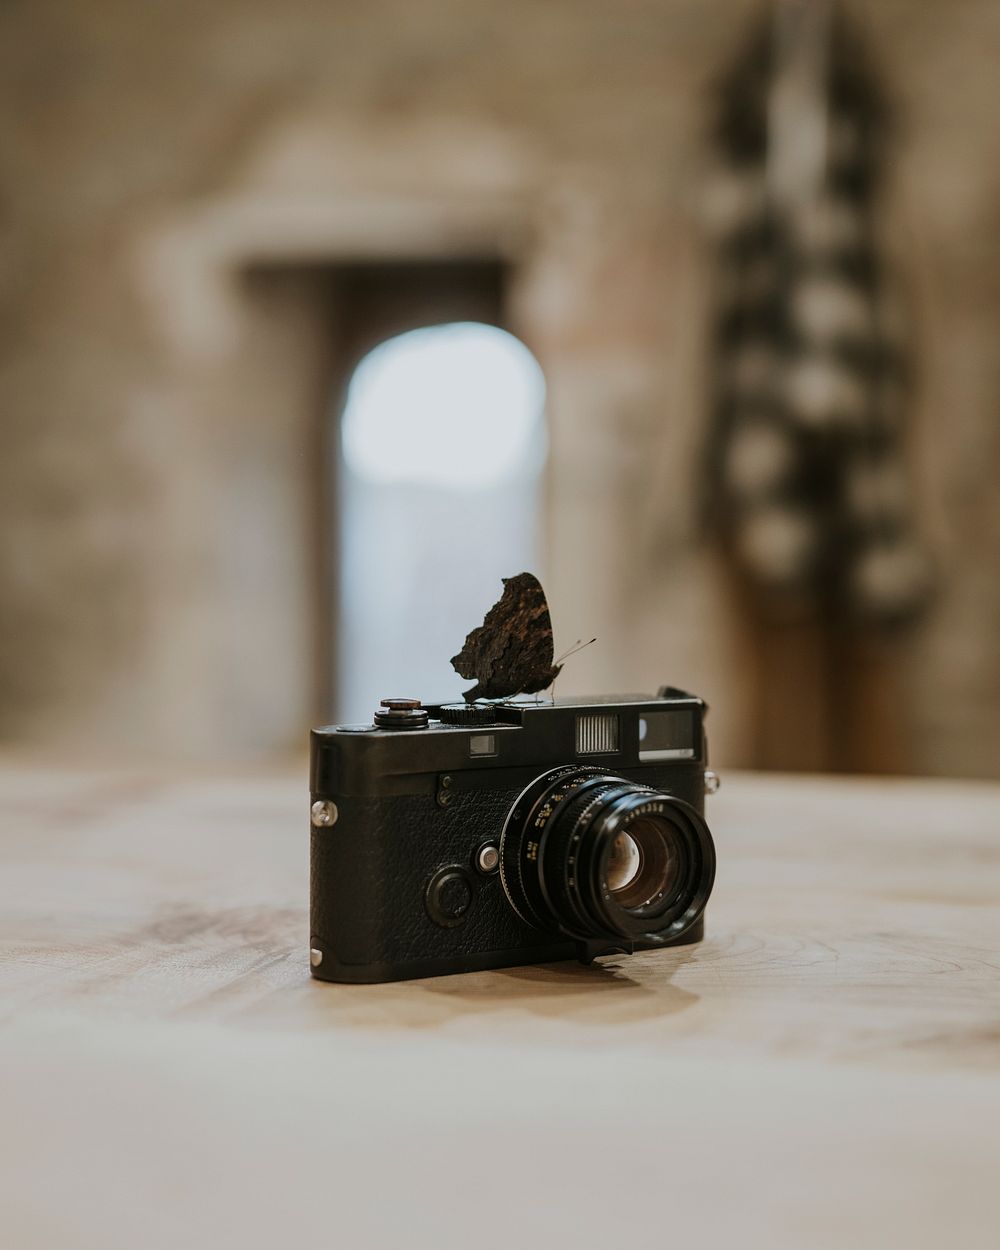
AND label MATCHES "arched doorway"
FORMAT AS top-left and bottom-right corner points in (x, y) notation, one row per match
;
(335, 321), (547, 722)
